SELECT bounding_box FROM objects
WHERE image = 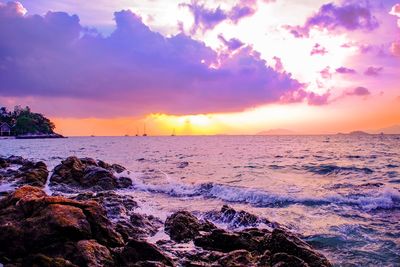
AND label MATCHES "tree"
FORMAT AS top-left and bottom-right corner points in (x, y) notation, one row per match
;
(0, 106), (55, 135)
